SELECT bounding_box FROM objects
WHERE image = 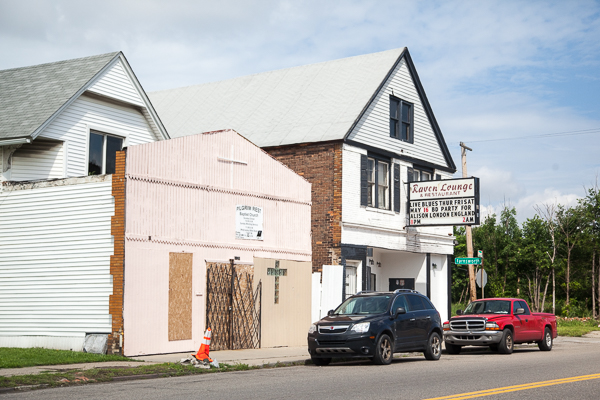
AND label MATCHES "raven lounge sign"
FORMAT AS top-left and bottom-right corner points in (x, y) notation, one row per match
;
(408, 177), (480, 227)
